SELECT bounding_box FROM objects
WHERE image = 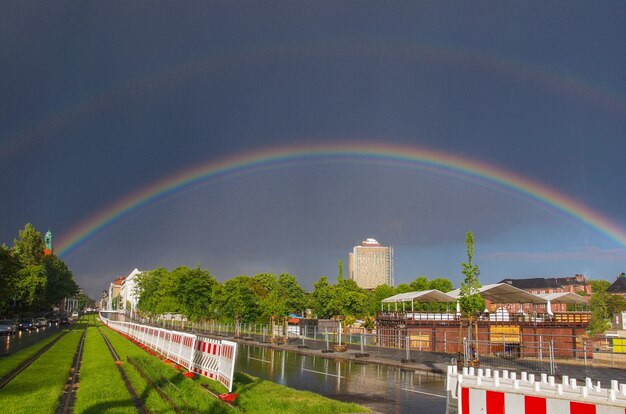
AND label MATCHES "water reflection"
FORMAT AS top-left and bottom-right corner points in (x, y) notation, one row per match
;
(0, 323), (62, 357)
(237, 343), (447, 414)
